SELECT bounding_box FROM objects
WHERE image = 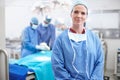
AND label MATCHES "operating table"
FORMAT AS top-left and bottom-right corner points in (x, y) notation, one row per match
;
(9, 51), (54, 80)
